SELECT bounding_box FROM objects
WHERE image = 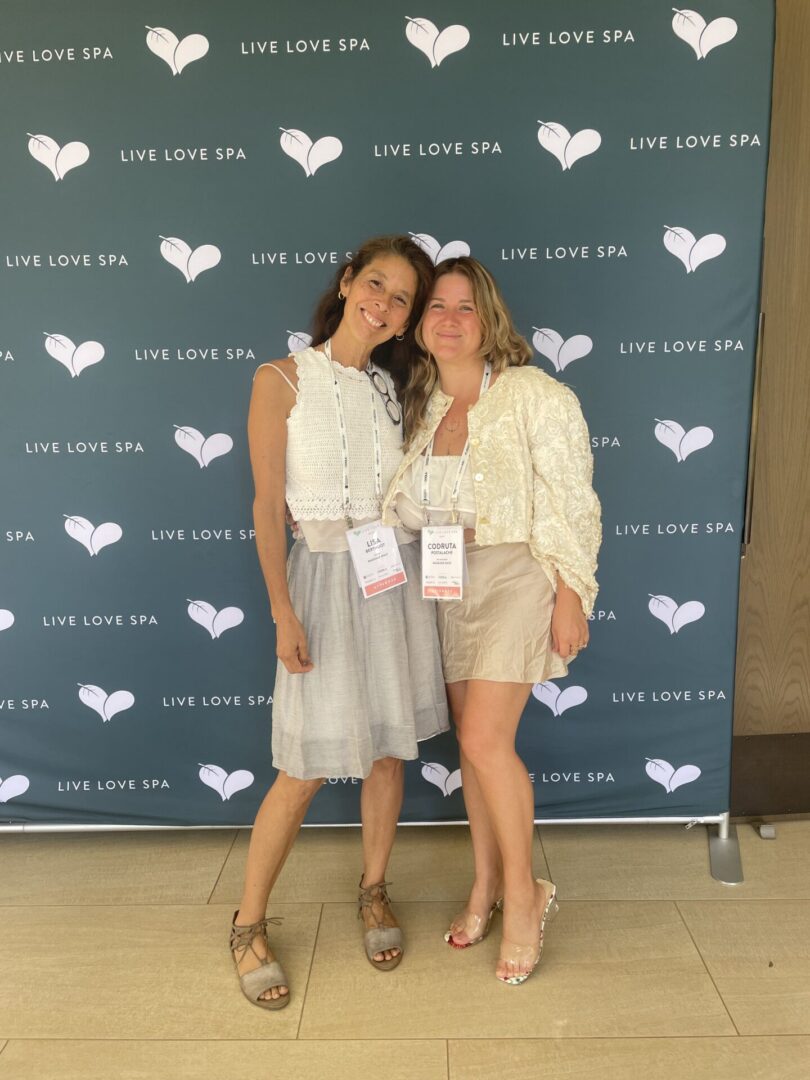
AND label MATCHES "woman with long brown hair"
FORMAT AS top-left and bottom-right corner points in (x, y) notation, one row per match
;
(229, 236), (448, 1008)
(383, 256), (601, 985)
